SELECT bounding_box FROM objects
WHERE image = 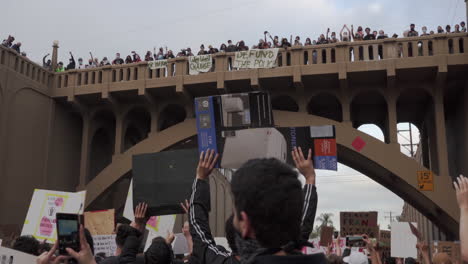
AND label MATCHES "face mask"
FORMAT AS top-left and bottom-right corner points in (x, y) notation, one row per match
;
(234, 229), (261, 263)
